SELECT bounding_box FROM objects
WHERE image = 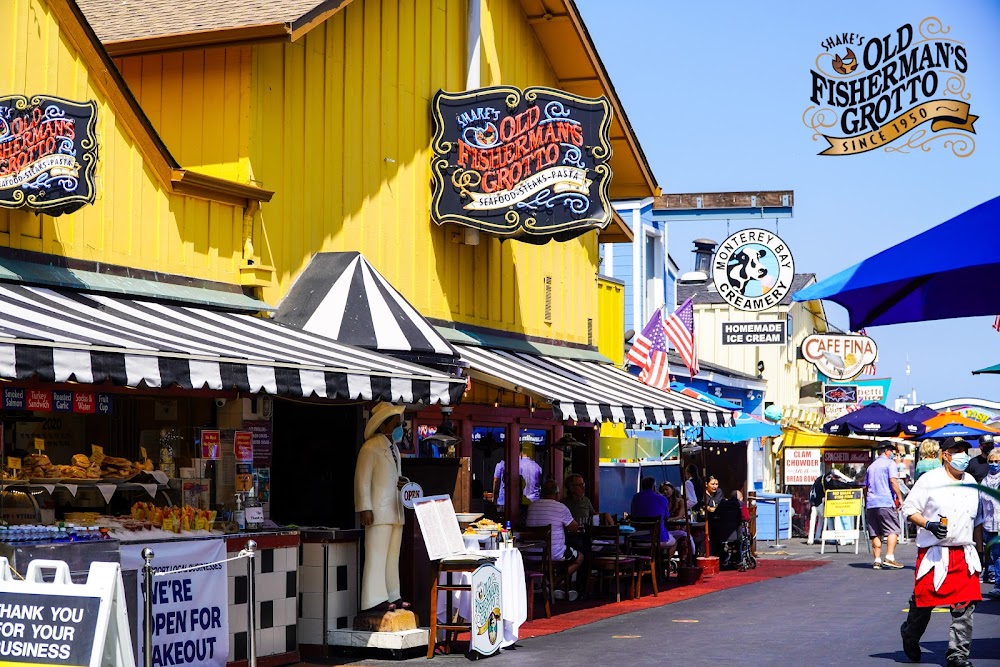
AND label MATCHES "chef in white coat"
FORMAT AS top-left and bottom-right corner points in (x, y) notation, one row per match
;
(899, 436), (983, 666)
(355, 402), (409, 612)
